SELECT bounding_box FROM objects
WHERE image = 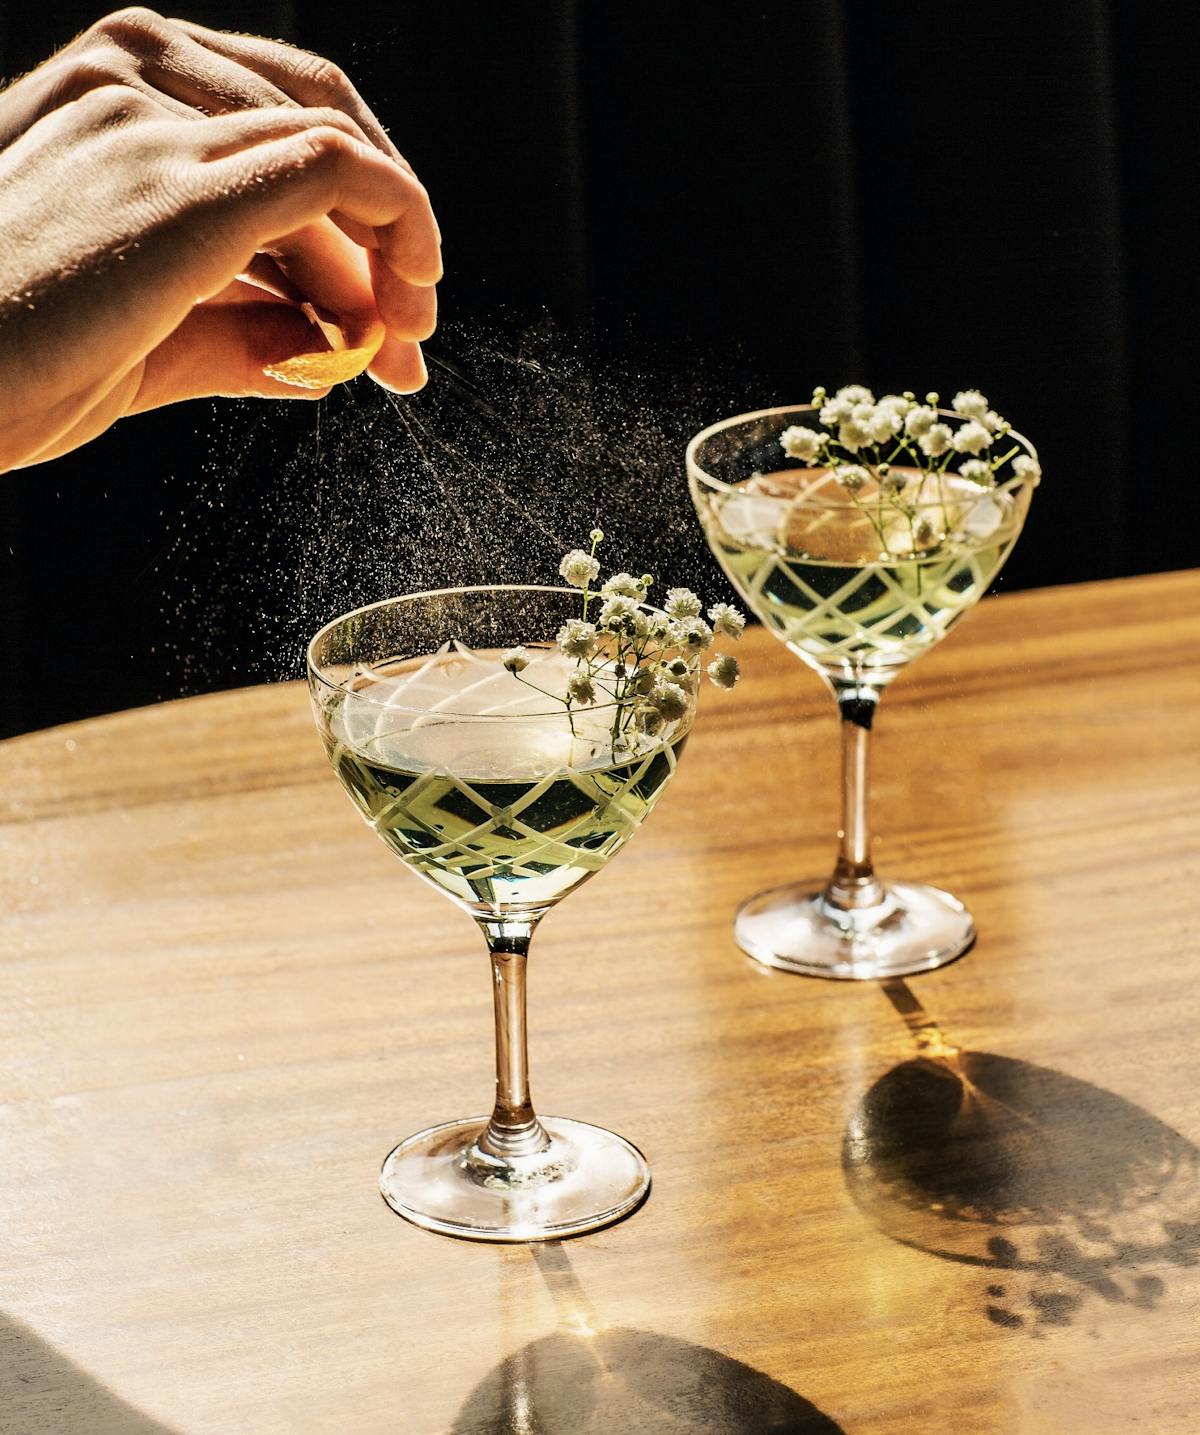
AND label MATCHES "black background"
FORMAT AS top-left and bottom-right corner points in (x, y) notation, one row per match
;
(1, 1), (1196, 736)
